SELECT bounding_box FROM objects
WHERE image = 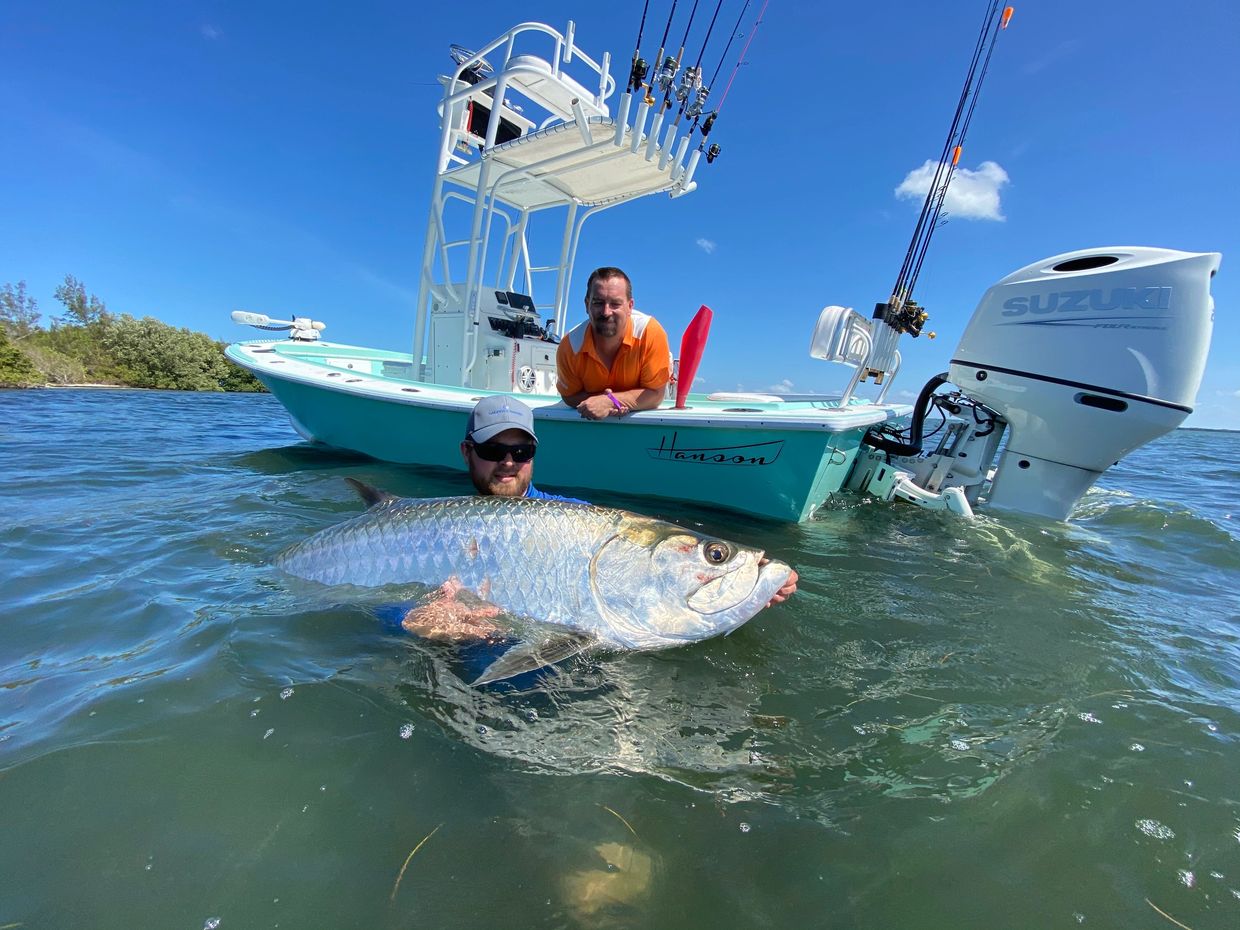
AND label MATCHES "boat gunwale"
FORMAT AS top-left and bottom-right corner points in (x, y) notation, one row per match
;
(226, 339), (913, 432)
